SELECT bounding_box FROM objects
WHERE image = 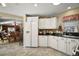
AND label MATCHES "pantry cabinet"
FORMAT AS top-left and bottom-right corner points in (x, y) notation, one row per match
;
(39, 36), (48, 47)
